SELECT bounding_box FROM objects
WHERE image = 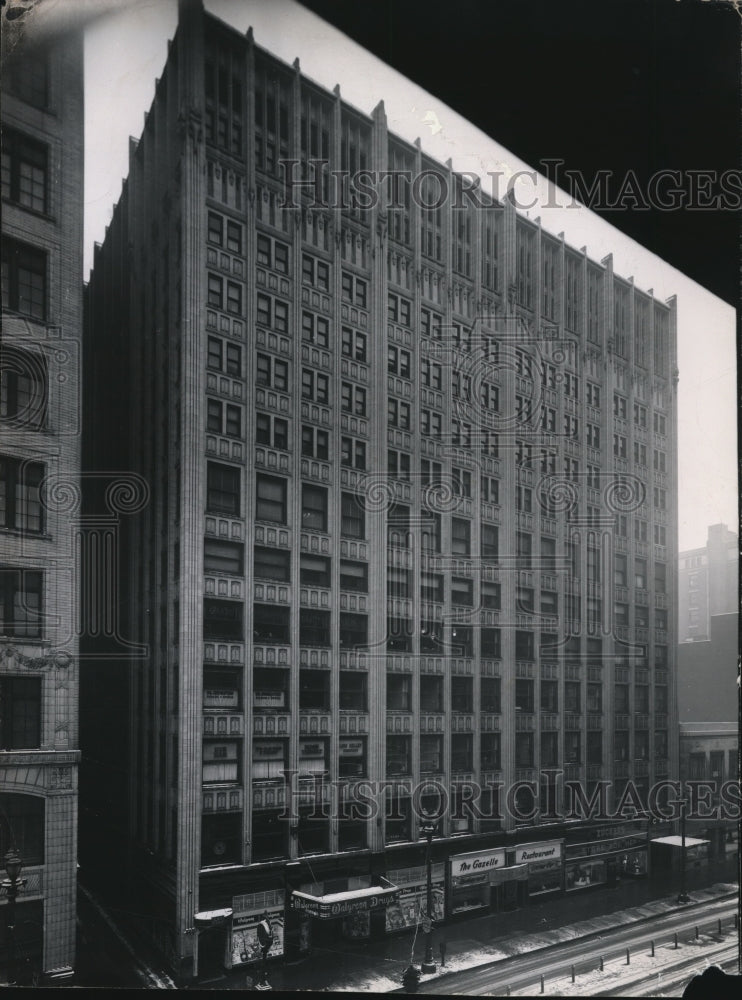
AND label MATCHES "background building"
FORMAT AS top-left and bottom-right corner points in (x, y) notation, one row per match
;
(81, 0), (679, 984)
(0, 23), (84, 986)
(678, 523), (738, 643)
